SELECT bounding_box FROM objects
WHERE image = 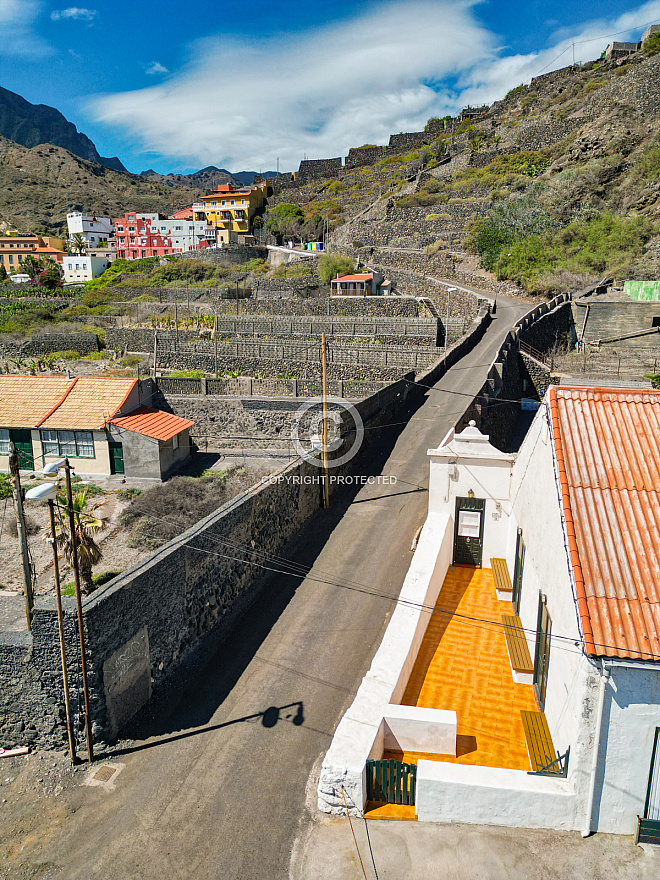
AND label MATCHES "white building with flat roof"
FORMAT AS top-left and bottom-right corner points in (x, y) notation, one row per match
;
(62, 255), (110, 283)
(66, 212), (114, 249)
